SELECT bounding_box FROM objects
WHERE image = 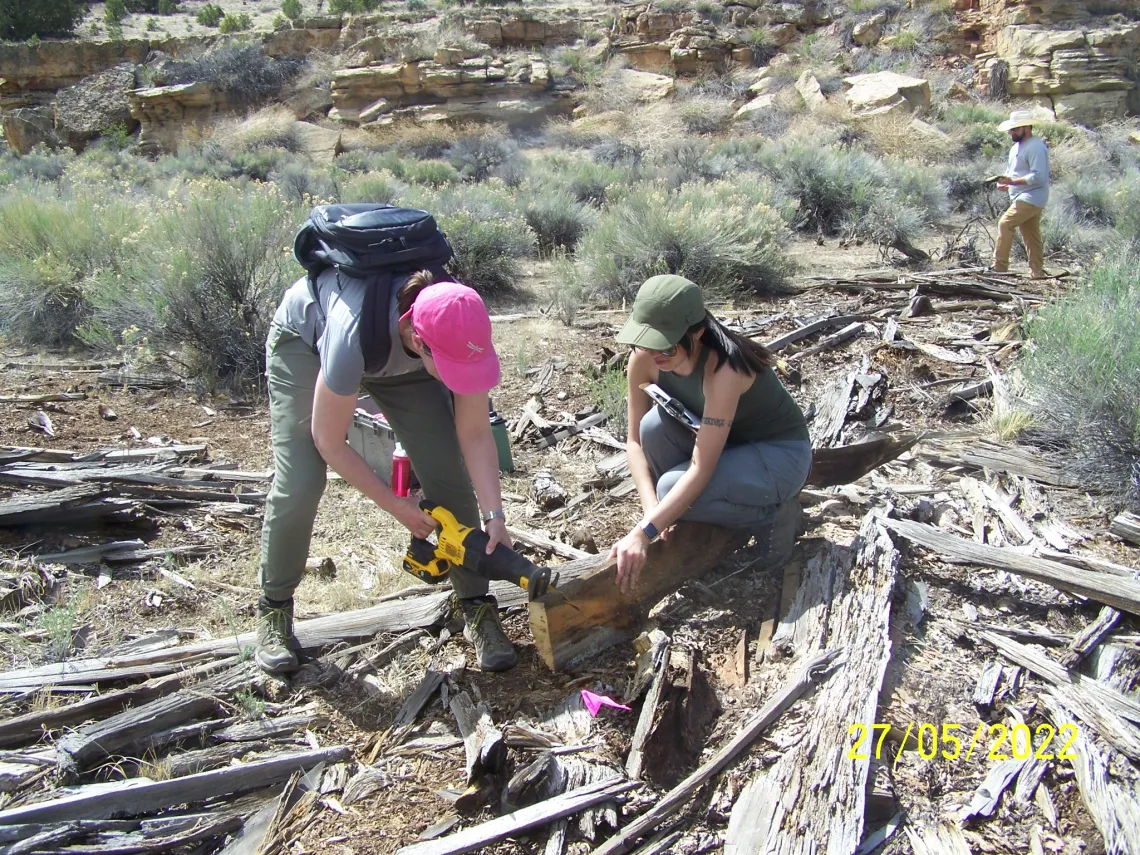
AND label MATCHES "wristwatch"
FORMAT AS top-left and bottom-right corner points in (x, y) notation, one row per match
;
(640, 521), (659, 542)
(482, 509), (505, 524)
